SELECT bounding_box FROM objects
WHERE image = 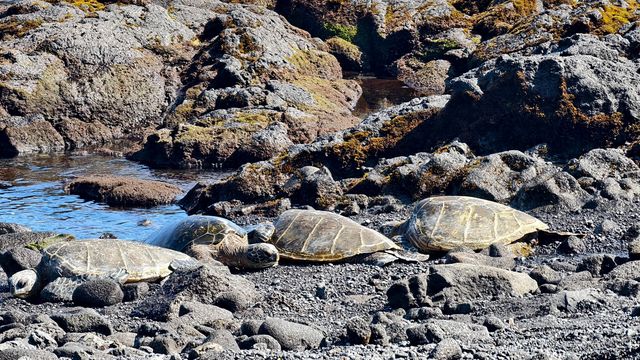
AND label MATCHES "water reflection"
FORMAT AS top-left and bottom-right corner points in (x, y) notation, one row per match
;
(0, 153), (227, 240)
